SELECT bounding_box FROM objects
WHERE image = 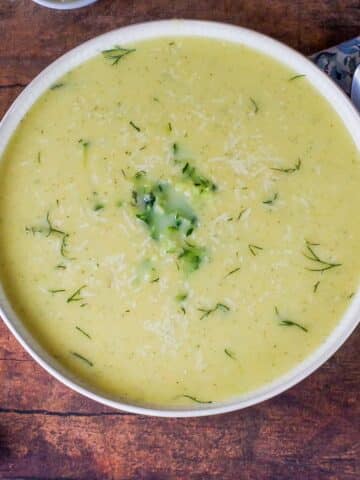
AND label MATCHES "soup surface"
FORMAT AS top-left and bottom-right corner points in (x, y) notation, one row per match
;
(0, 37), (359, 407)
